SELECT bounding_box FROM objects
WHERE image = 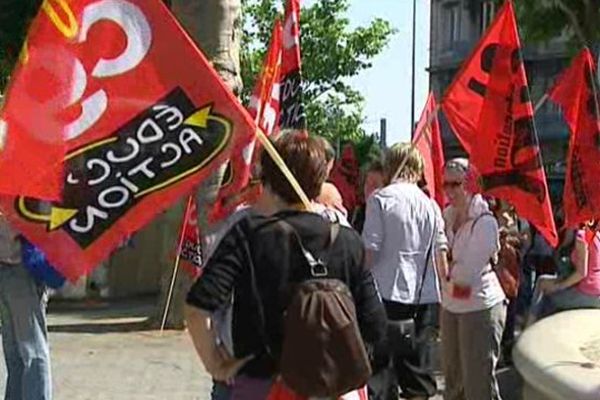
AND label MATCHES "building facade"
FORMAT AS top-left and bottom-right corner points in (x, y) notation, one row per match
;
(429, 0), (571, 199)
